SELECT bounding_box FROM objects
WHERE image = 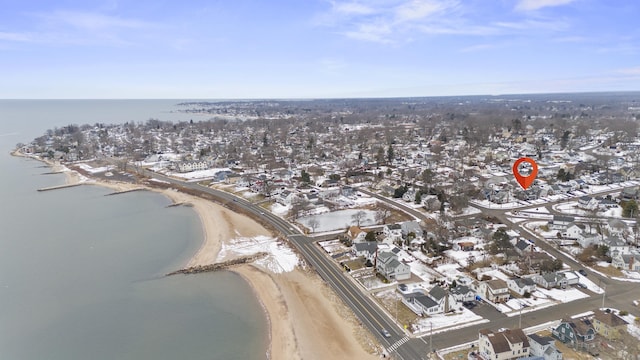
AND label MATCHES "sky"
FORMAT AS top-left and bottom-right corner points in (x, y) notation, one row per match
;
(1, 0), (639, 99)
